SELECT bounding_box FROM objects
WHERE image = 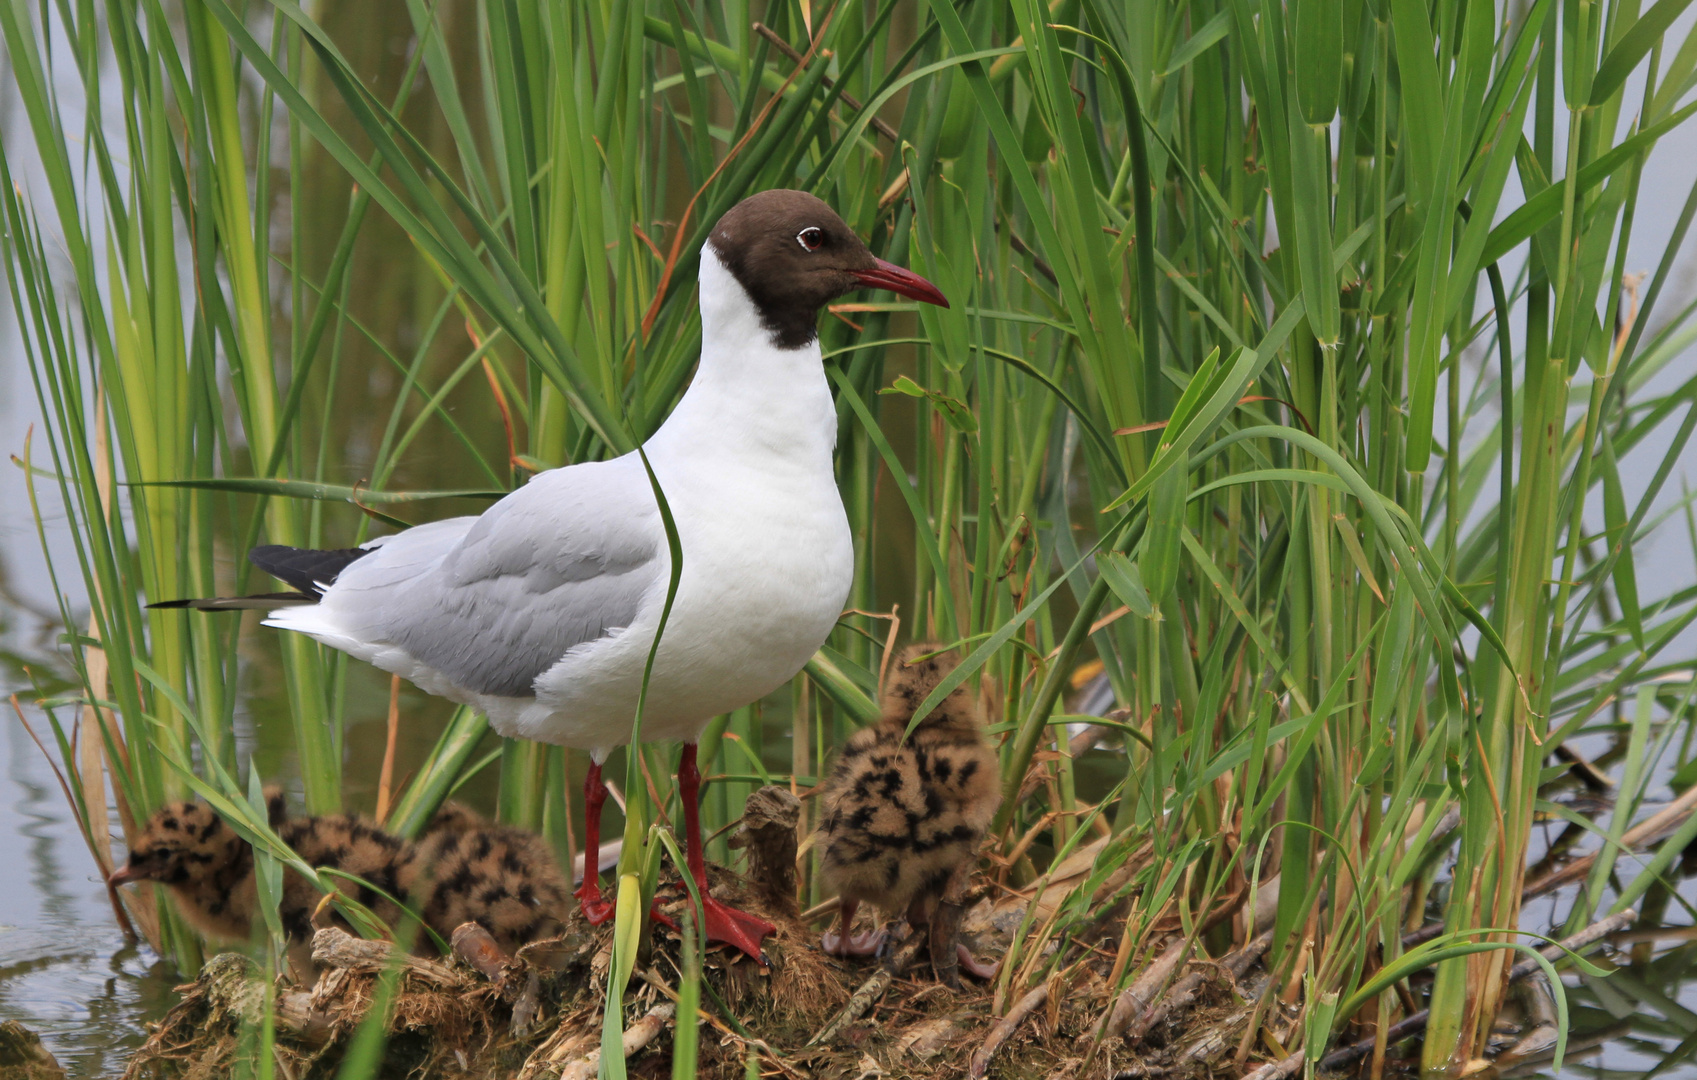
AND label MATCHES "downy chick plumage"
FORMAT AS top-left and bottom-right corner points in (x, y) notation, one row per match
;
(402, 803), (574, 956)
(817, 644), (1000, 980)
(111, 793), (570, 959)
(109, 790), (414, 948)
